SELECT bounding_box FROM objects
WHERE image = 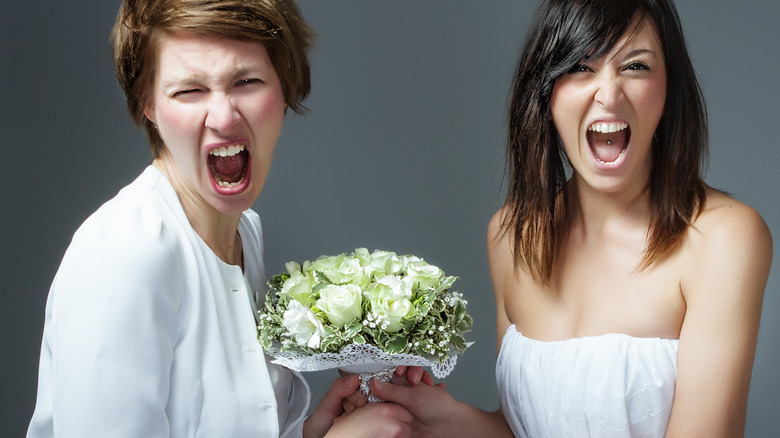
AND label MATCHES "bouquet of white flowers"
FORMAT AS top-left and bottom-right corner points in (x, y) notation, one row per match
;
(257, 248), (472, 399)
